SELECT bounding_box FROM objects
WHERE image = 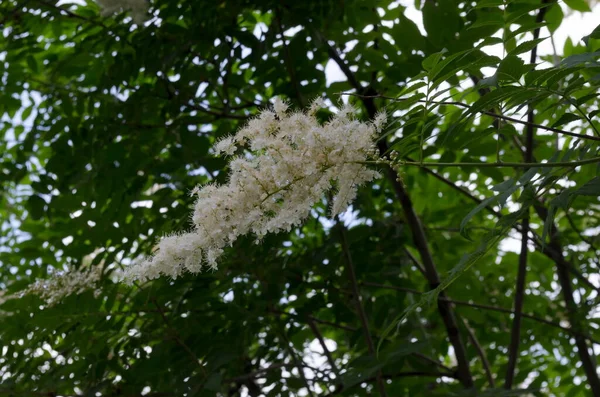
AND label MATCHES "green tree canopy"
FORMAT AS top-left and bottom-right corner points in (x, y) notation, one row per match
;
(1, 0), (600, 396)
